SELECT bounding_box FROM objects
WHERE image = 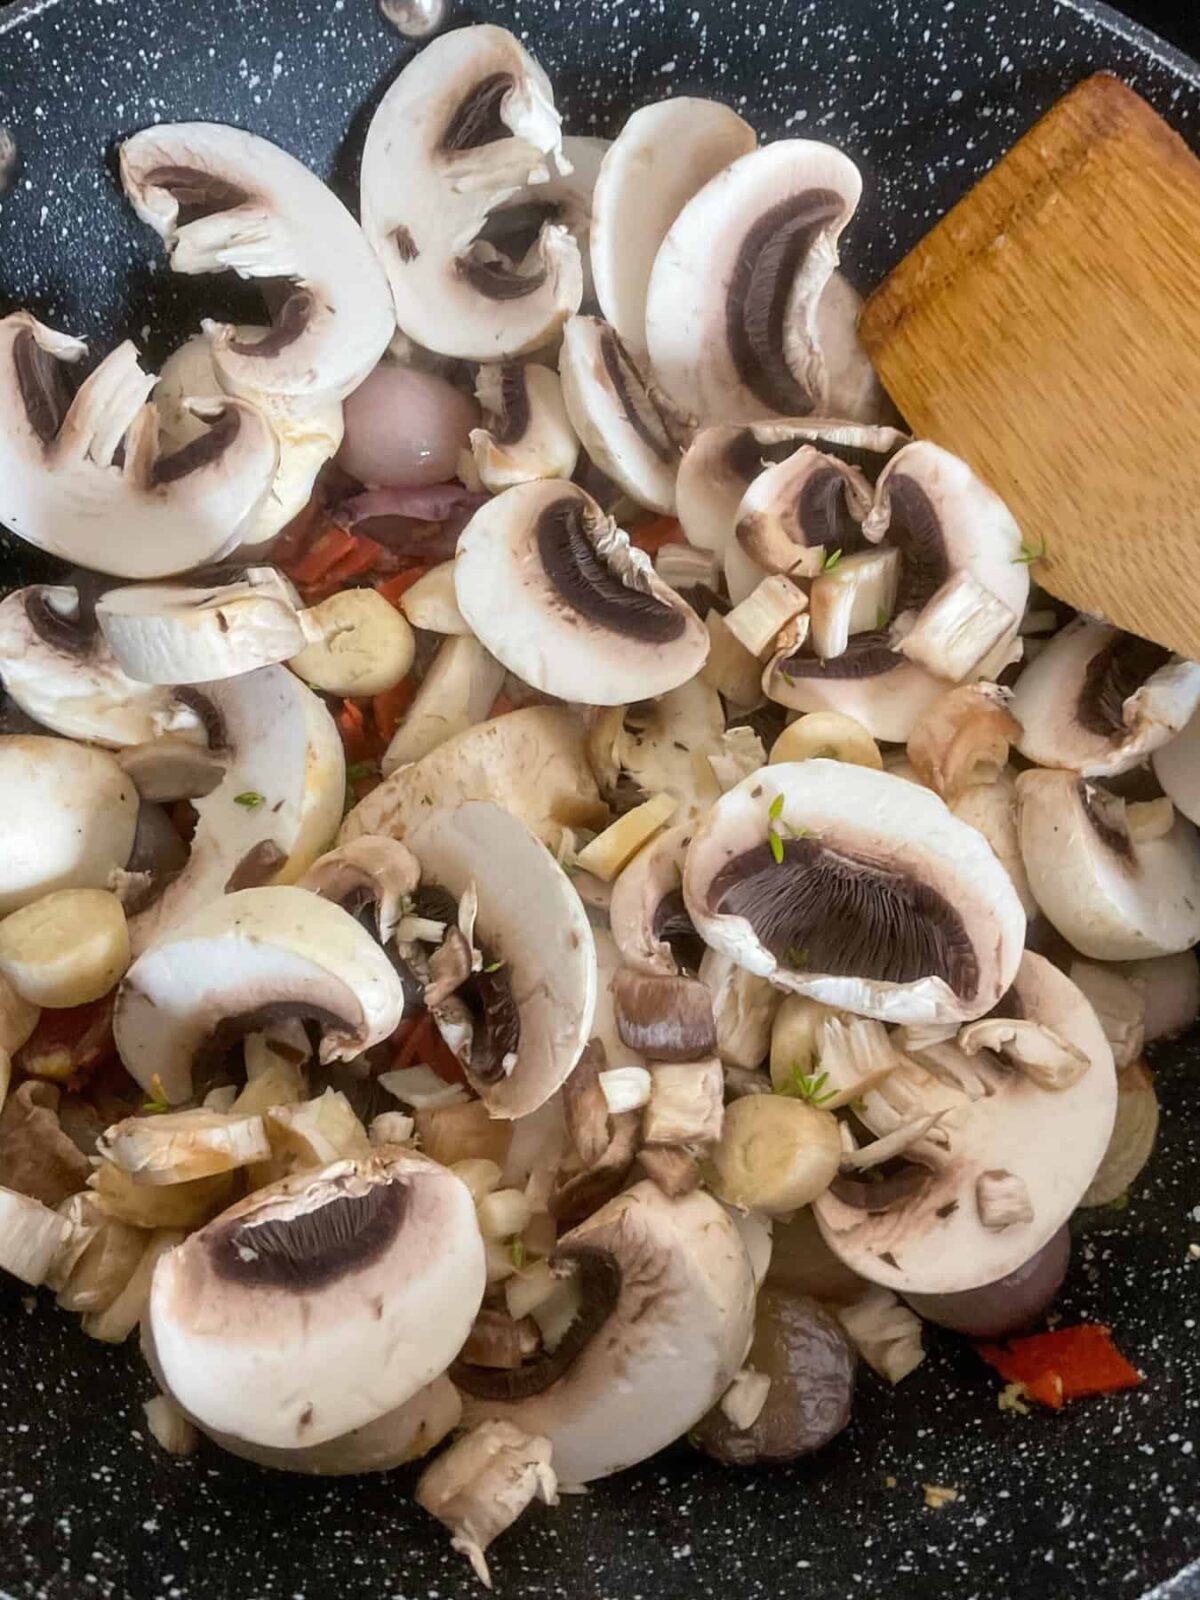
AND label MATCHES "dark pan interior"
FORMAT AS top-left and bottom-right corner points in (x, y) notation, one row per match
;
(0, 1), (1198, 1596)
